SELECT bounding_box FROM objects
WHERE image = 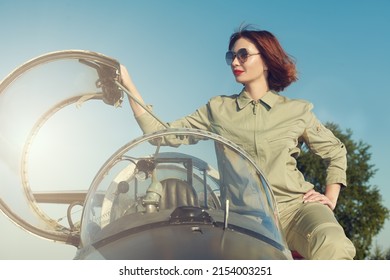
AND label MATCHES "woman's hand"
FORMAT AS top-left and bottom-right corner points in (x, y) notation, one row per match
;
(303, 184), (341, 211)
